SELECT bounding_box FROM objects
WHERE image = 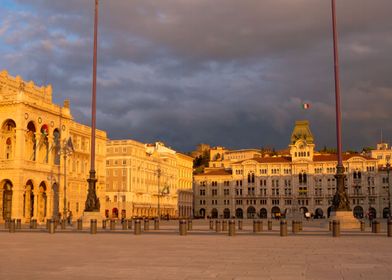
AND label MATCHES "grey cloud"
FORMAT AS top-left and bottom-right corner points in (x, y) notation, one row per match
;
(1, 0), (392, 151)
